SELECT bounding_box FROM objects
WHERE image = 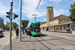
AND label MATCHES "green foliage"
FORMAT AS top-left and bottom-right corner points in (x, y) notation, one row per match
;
(12, 22), (18, 29)
(21, 26), (23, 29)
(3, 24), (9, 29)
(0, 25), (3, 28)
(69, 2), (75, 22)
